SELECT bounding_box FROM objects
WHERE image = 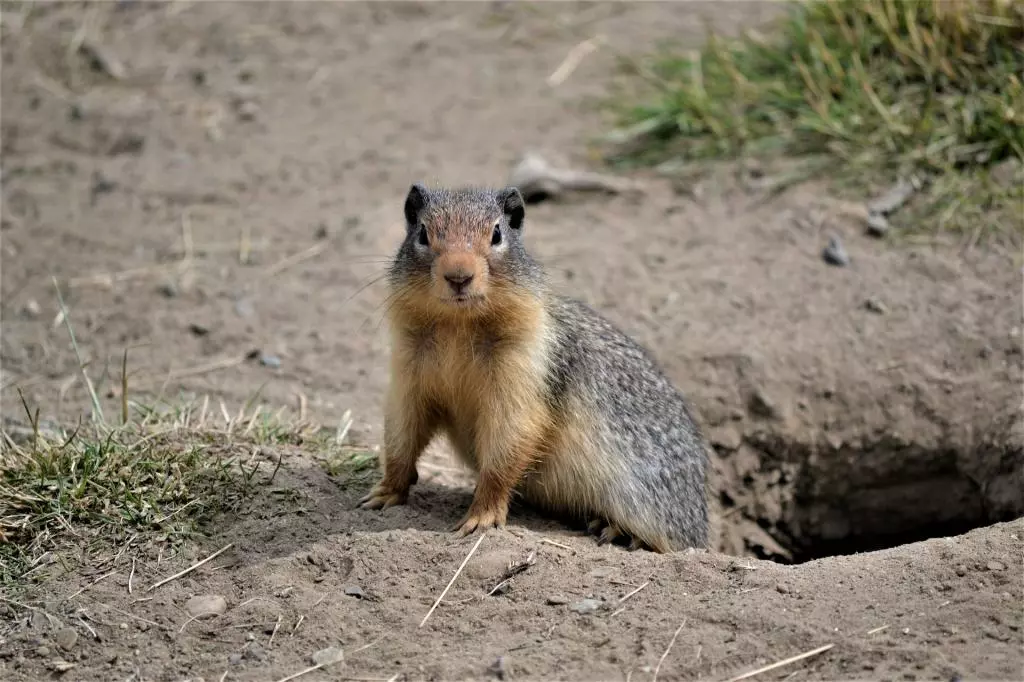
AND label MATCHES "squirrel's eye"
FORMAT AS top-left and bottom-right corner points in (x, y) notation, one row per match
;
(417, 225), (429, 247)
(491, 223), (502, 246)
